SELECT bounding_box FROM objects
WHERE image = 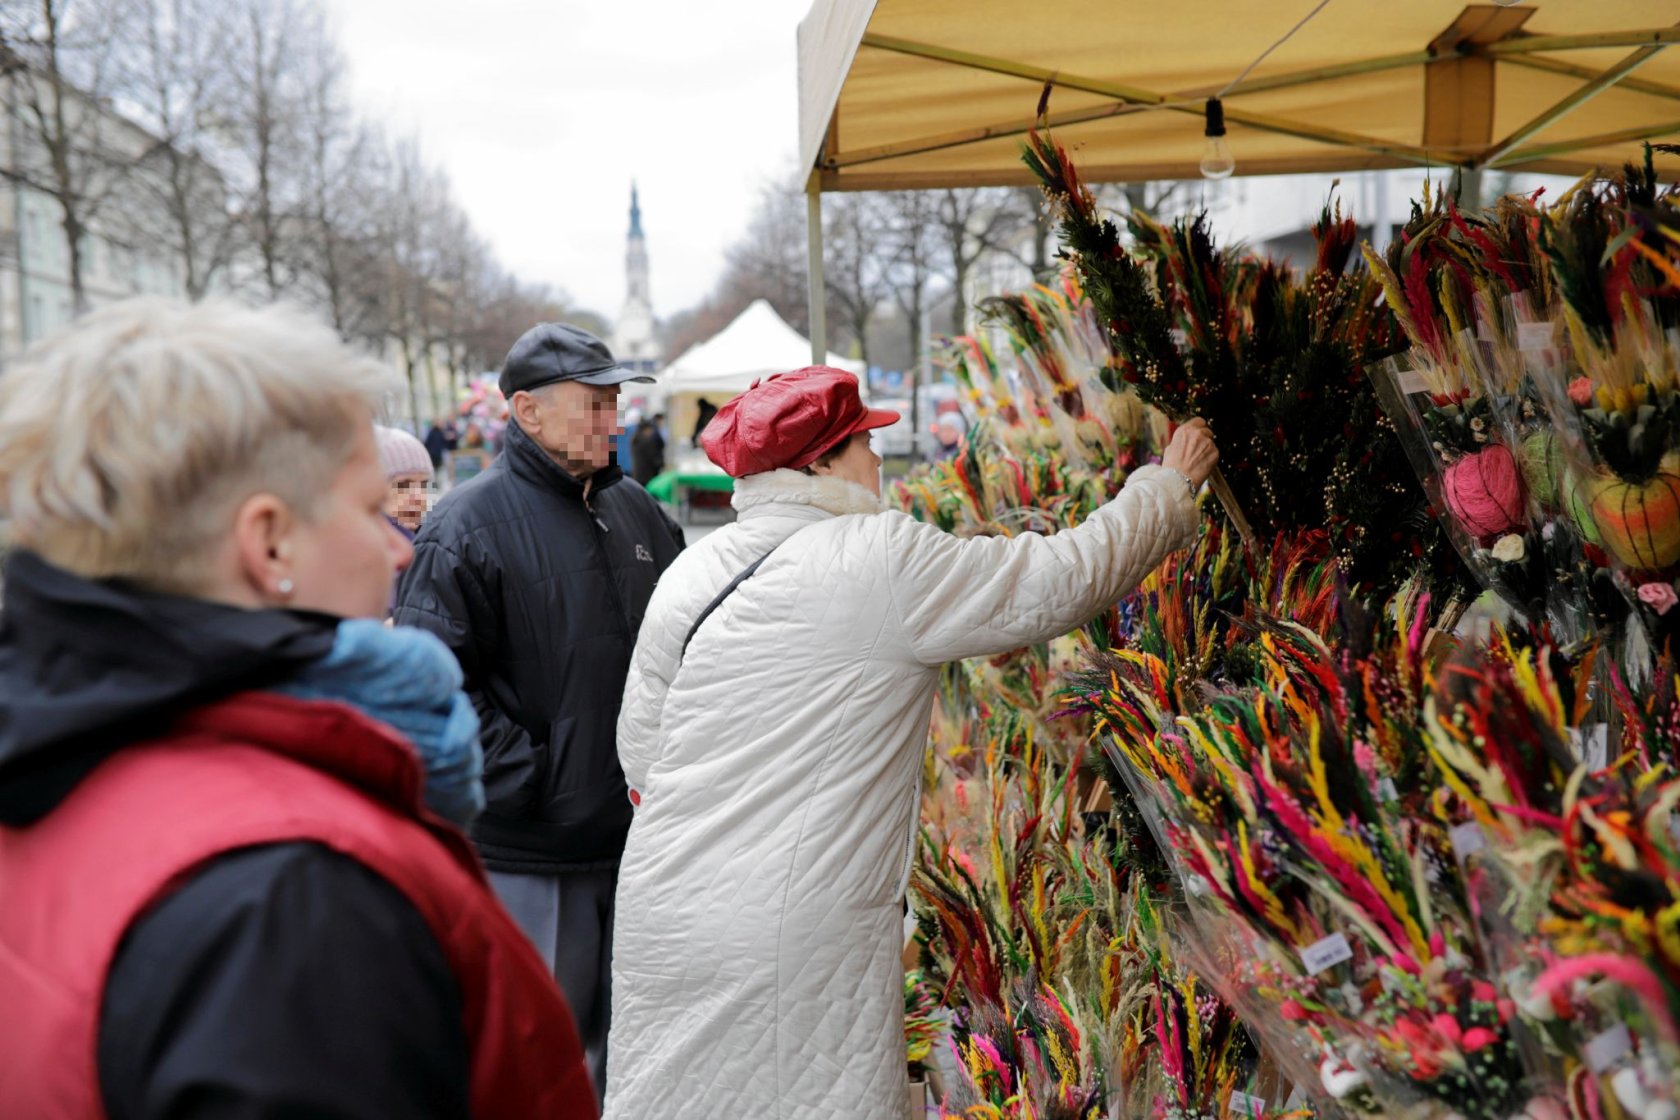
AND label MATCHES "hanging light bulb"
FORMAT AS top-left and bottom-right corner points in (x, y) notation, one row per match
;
(1200, 98), (1236, 180)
